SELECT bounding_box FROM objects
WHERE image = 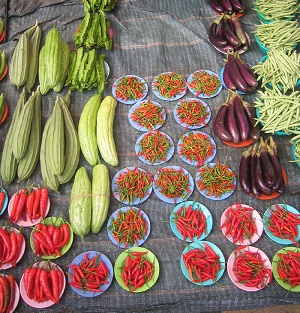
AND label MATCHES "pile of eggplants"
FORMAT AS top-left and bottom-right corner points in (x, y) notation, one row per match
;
(209, 13), (249, 52)
(223, 51), (258, 93)
(213, 91), (260, 144)
(209, 0), (247, 15)
(239, 137), (285, 197)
